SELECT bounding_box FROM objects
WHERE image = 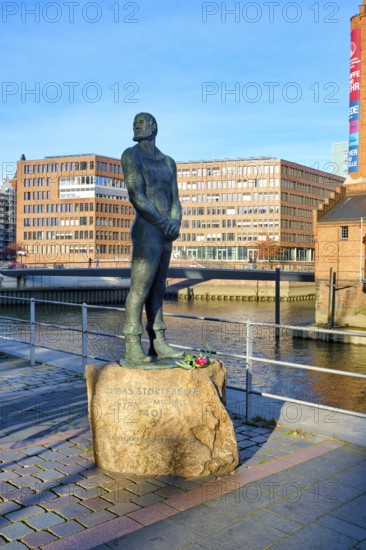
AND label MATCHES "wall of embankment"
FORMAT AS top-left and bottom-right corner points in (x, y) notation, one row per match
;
(165, 280), (316, 302)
